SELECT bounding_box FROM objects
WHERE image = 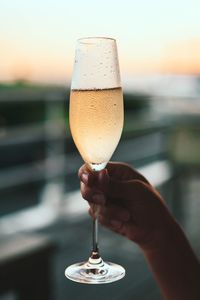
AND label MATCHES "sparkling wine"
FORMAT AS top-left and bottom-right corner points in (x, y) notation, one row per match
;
(69, 87), (123, 170)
